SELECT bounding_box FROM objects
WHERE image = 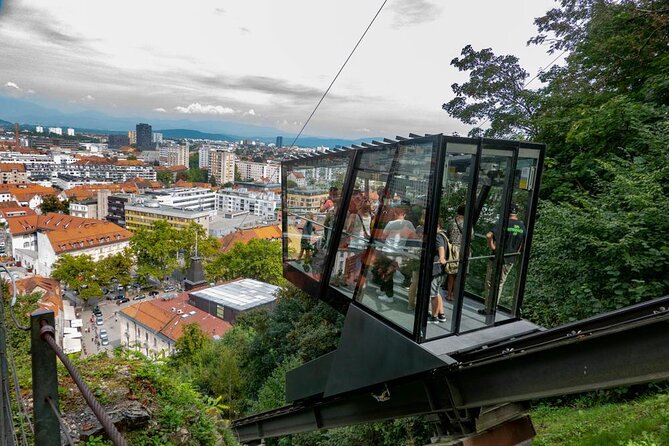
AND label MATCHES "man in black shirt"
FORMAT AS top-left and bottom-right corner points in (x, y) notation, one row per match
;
(479, 204), (526, 316)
